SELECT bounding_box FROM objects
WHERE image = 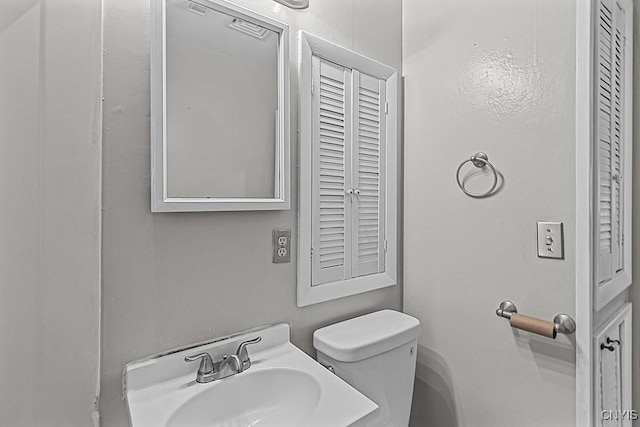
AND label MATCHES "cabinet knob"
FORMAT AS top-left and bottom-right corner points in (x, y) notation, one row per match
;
(606, 337), (621, 345)
(600, 343), (615, 352)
